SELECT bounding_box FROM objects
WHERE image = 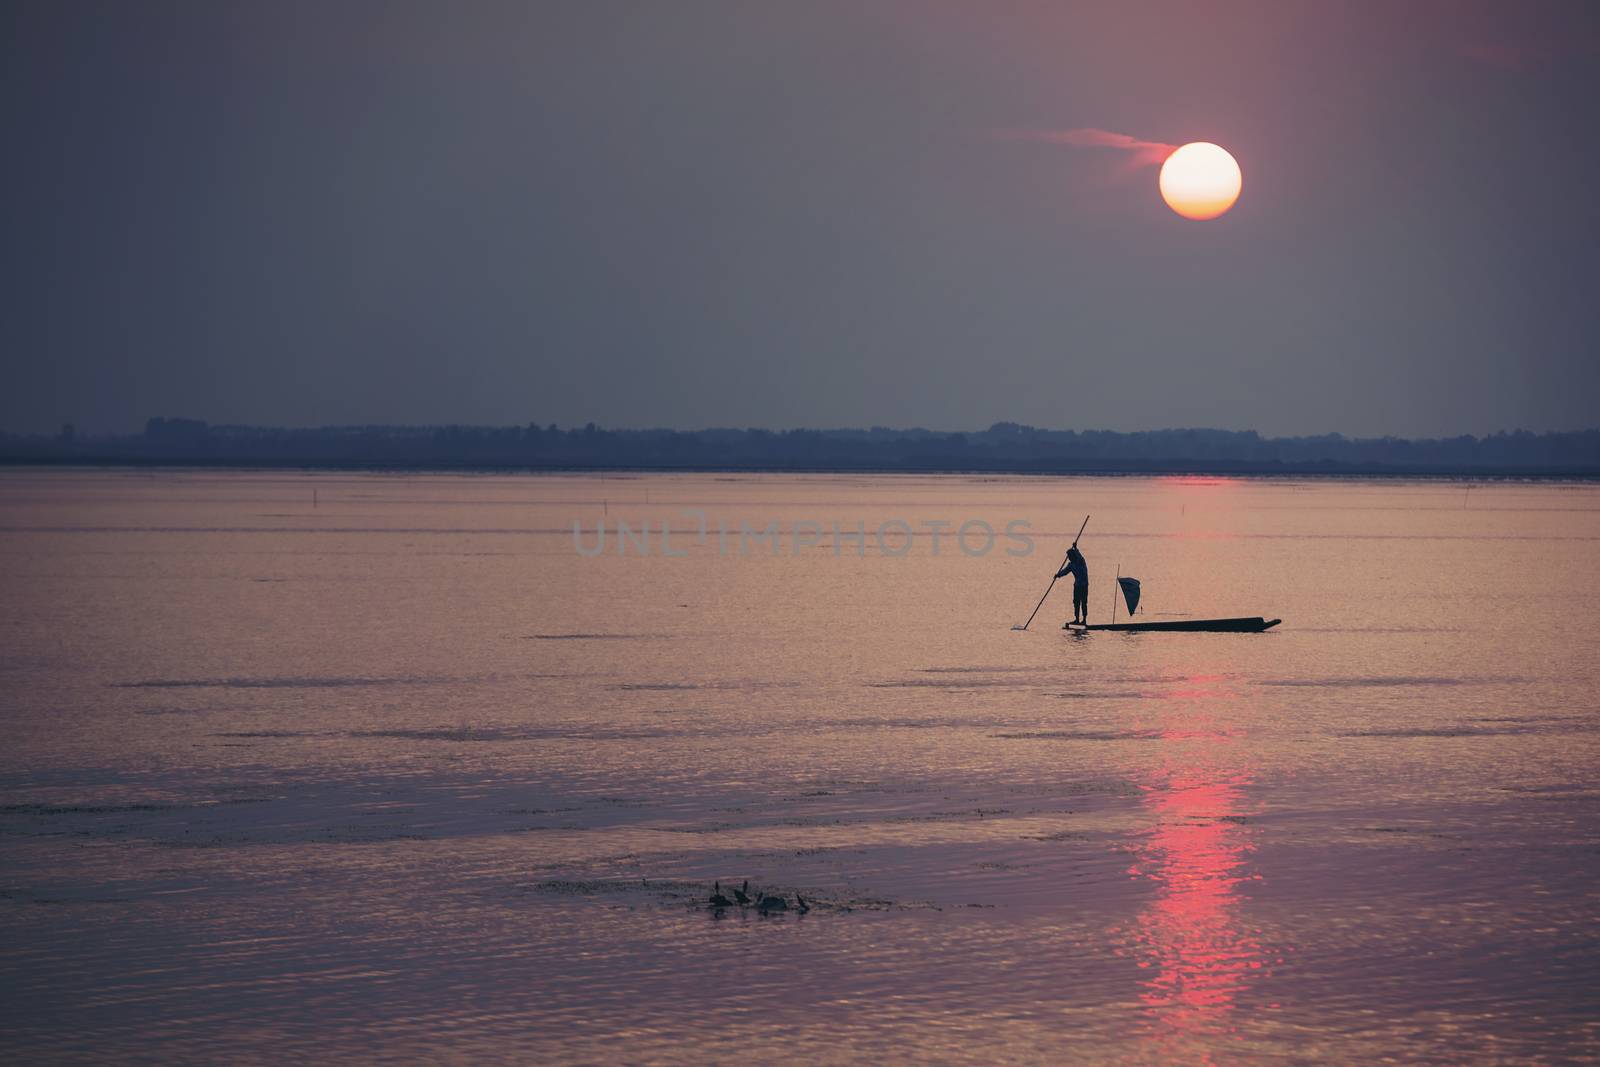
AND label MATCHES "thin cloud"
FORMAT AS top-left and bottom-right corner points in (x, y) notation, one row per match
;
(997, 127), (1177, 167)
